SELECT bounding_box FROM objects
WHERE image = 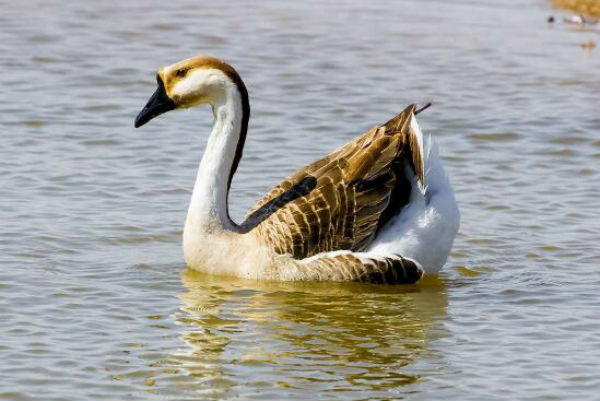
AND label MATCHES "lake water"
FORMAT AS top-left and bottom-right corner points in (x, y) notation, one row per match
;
(1, 0), (599, 399)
